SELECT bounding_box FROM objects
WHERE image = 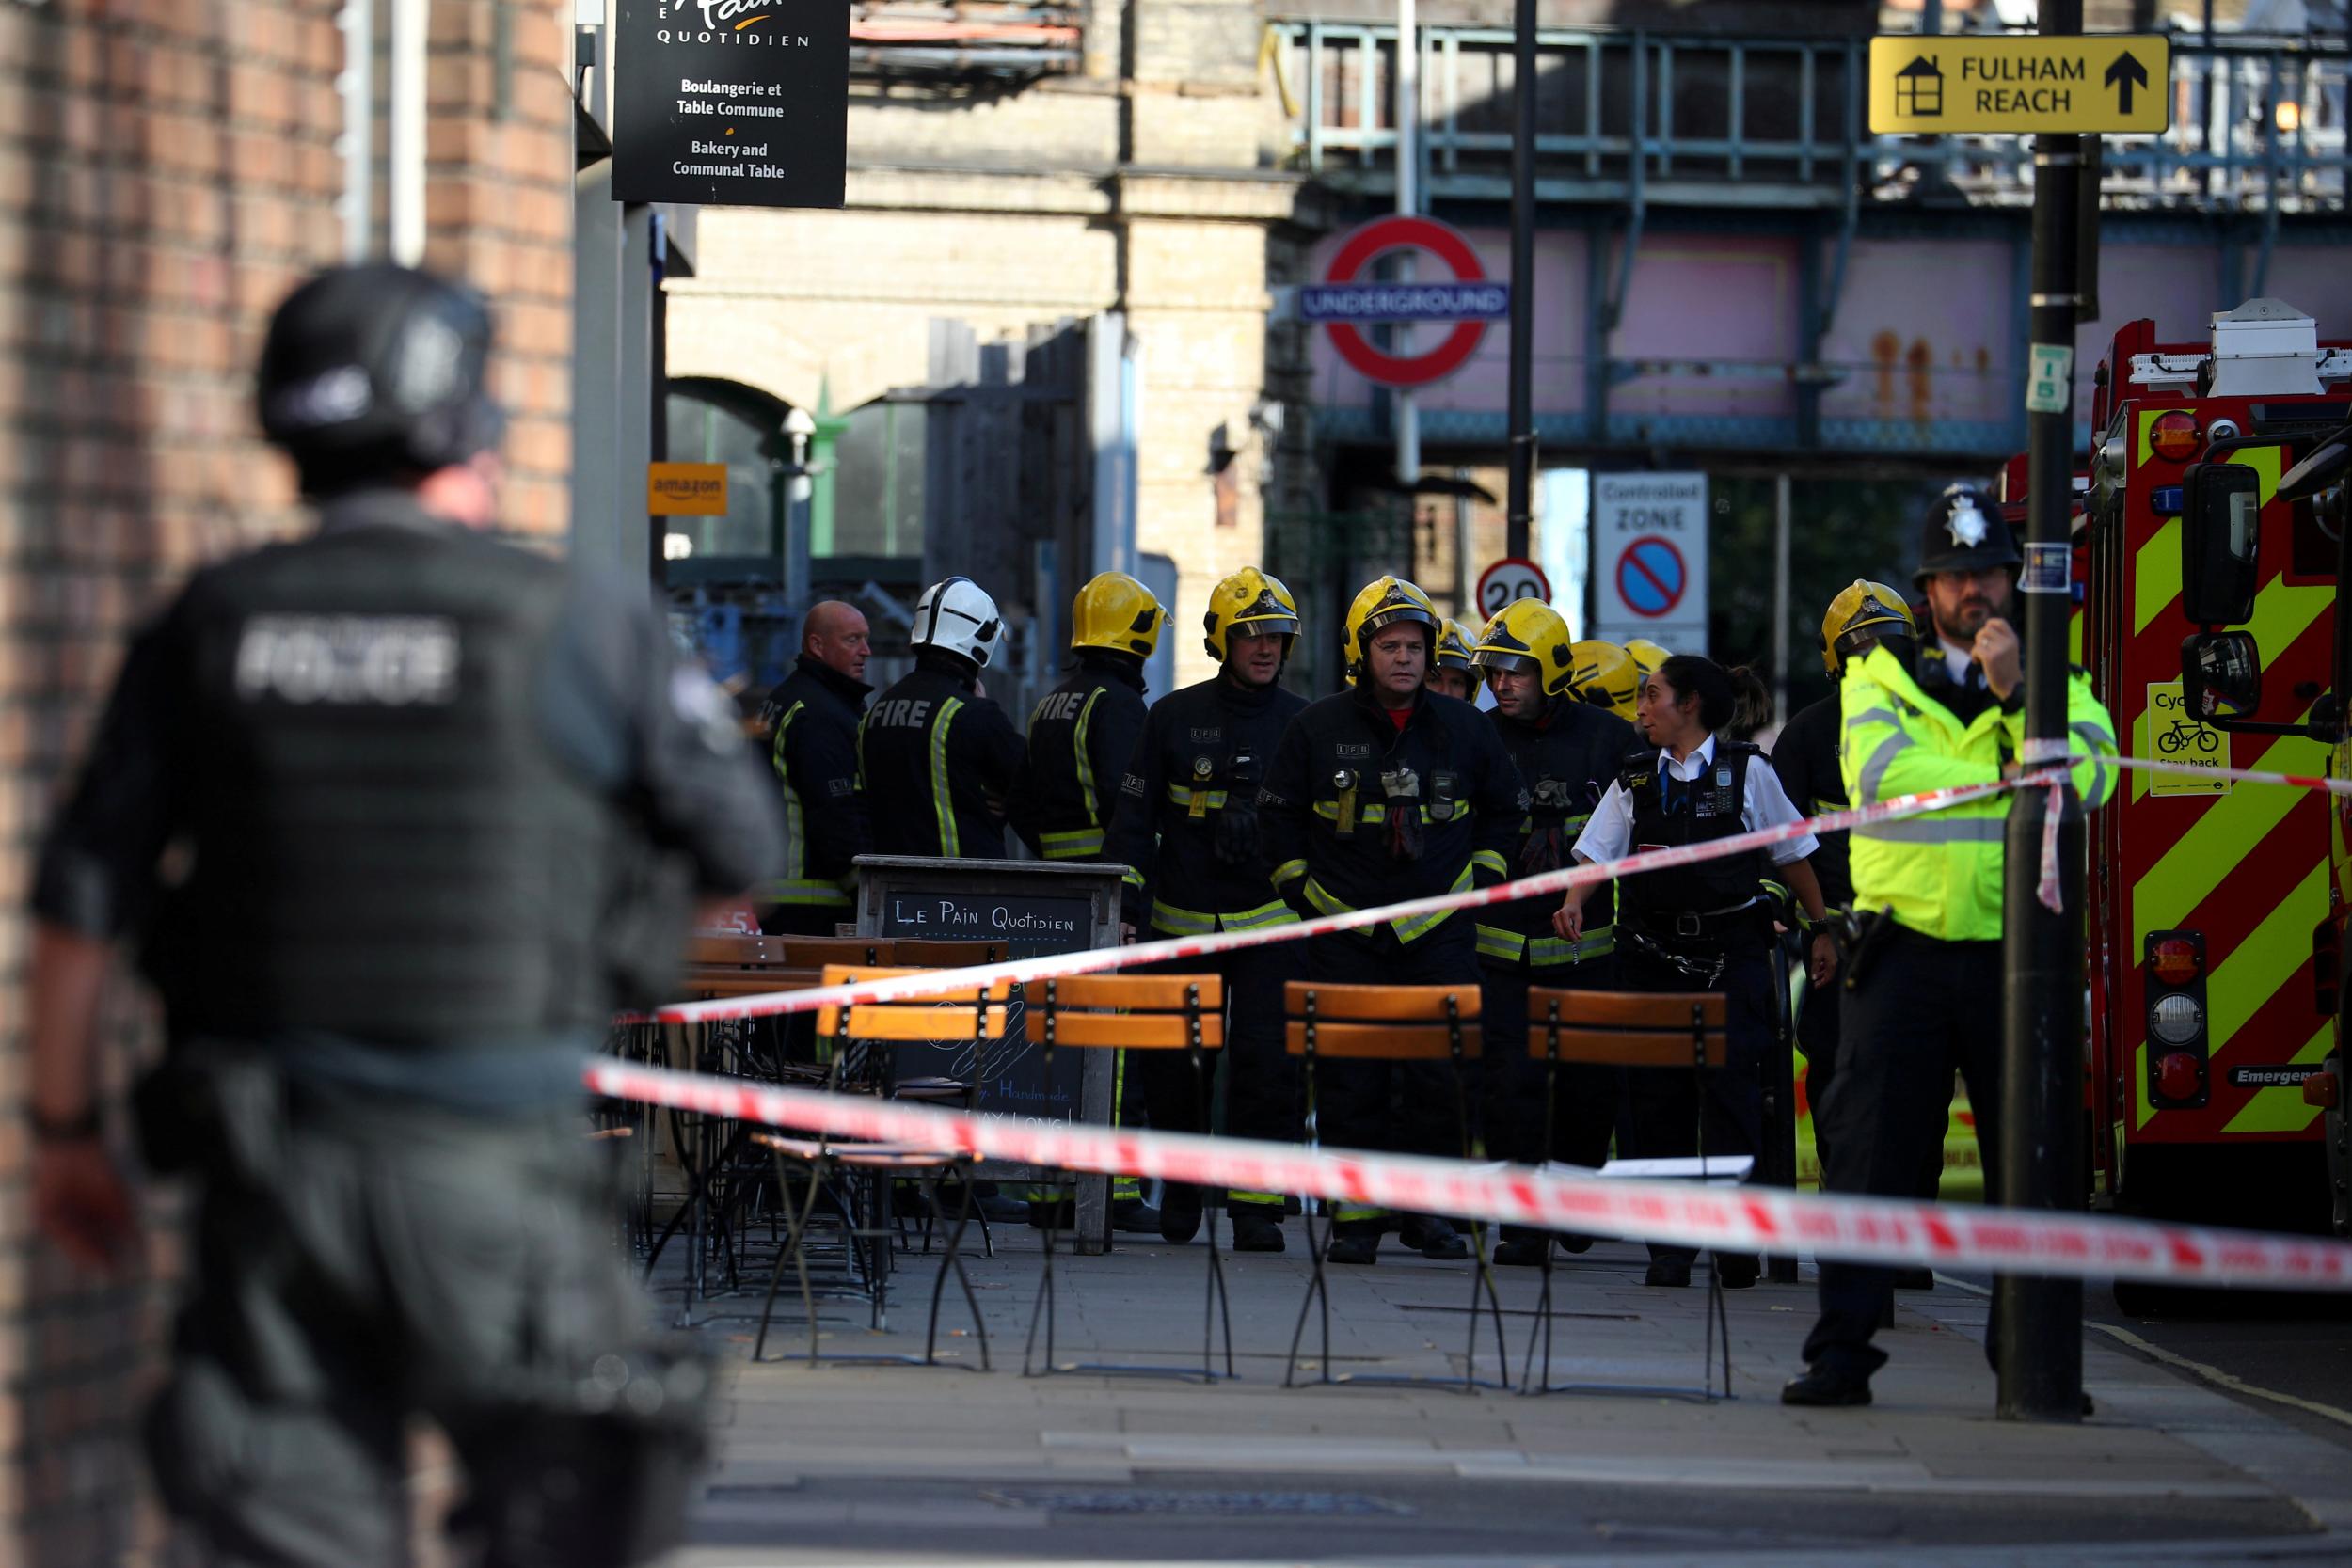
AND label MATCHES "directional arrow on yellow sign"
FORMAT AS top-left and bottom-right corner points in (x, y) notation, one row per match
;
(1868, 34), (2171, 135)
